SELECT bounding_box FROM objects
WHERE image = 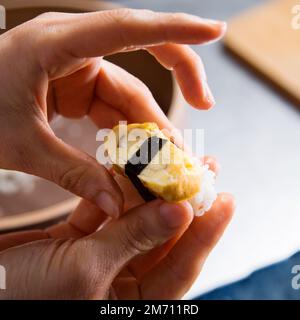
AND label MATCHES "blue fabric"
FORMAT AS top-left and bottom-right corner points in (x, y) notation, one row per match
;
(196, 251), (300, 300)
